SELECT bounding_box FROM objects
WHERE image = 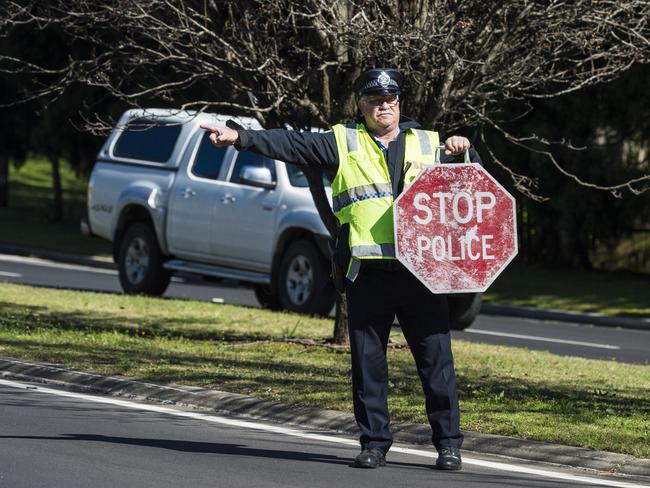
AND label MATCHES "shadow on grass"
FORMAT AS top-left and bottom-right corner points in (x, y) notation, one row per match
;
(0, 334), (349, 380)
(3, 182), (87, 225)
(9, 181), (86, 205)
(0, 300), (284, 343)
(389, 357), (650, 422)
